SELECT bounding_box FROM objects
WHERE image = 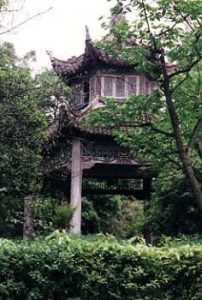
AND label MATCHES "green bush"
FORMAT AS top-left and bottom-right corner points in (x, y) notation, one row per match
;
(0, 231), (201, 299)
(34, 198), (73, 234)
(143, 177), (202, 238)
(82, 195), (144, 238)
(0, 193), (23, 238)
